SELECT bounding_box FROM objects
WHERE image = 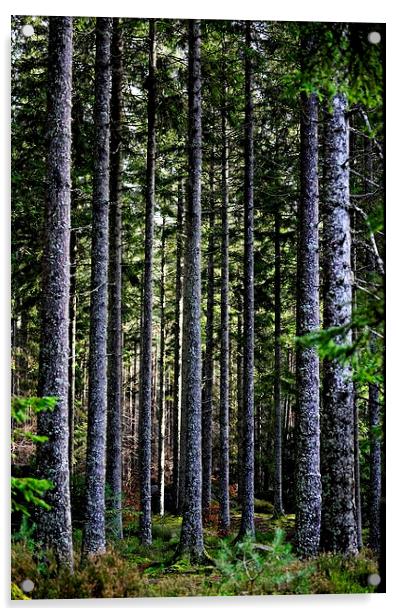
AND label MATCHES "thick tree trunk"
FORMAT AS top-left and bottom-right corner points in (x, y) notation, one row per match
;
(238, 21), (255, 539)
(82, 17), (112, 557)
(202, 158), (215, 521)
(321, 93), (358, 555)
(295, 90), (321, 557)
(139, 18), (157, 545)
(158, 220), (166, 516)
(273, 208), (284, 516)
(172, 179), (184, 513)
(176, 20), (206, 562)
(106, 17), (124, 540)
(219, 87), (230, 534)
(36, 16), (74, 569)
